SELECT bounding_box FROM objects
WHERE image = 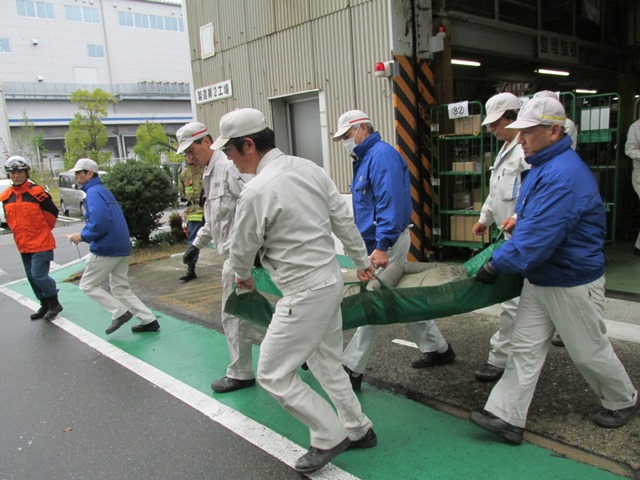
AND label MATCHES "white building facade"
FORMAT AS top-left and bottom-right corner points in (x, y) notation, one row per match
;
(0, 0), (192, 171)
